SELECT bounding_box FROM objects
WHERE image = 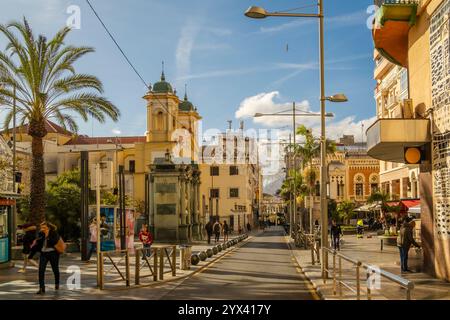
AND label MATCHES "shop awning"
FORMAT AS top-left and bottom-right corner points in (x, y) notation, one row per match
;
(408, 204), (421, 215)
(401, 199), (420, 209)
